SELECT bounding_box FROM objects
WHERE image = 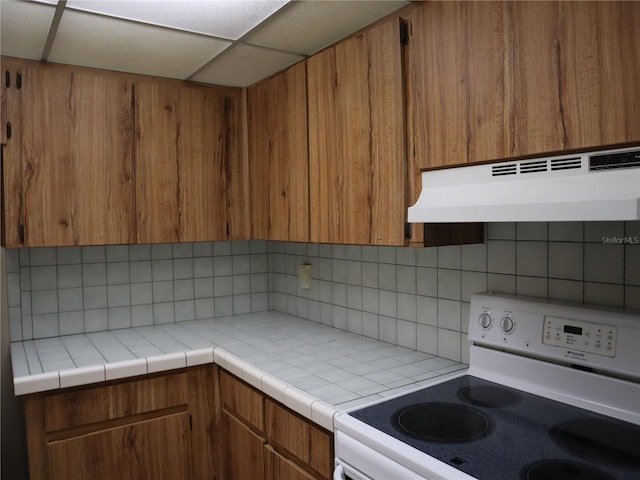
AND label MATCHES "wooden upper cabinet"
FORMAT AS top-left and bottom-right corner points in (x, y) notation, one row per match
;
(405, 1), (640, 168)
(307, 17), (406, 246)
(248, 62), (309, 242)
(1, 57), (246, 248)
(1, 57), (24, 247)
(1, 59), (21, 146)
(135, 80), (245, 244)
(10, 61), (136, 247)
